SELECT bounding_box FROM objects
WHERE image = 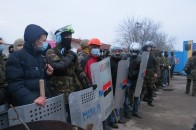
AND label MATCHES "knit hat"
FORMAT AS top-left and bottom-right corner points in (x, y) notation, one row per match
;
(14, 38), (24, 51)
